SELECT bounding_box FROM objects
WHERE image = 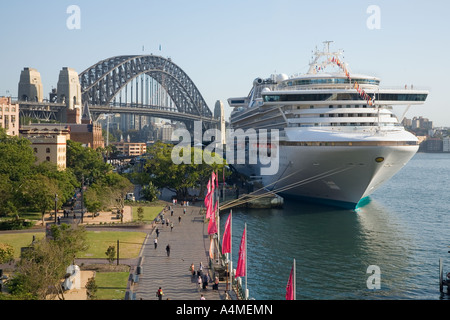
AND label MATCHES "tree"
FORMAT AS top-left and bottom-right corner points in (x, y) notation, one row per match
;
(10, 224), (88, 300)
(85, 277), (98, 300)
(105, 245), (116, 264)
(144, 142), (226, 199)
(137, 207), (144, 223)
(66, 139), (112, 184)
(140, 181), (159, 202)
(0, 243), (14, 264)
(21, 174), (60, 225)
(0, 128), (36, 217)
